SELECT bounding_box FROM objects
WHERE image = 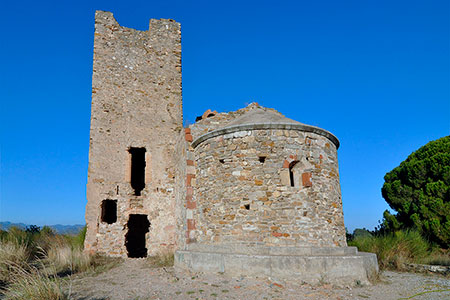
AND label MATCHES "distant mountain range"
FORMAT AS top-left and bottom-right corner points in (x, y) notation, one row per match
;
(0, 222), (85, 235)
